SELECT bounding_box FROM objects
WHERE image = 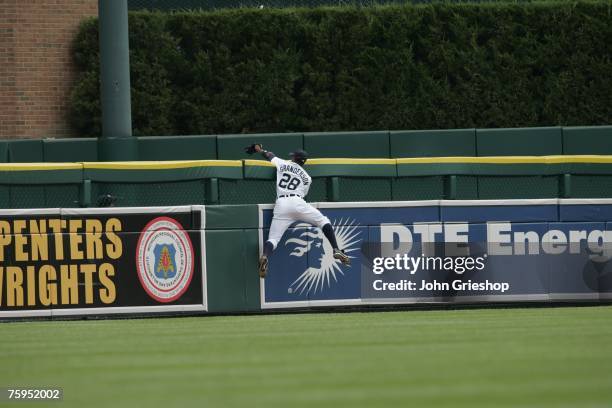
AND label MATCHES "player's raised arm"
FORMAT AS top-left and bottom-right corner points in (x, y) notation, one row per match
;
(245, 143), (276, 161)
(255, 144), (276, 161)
